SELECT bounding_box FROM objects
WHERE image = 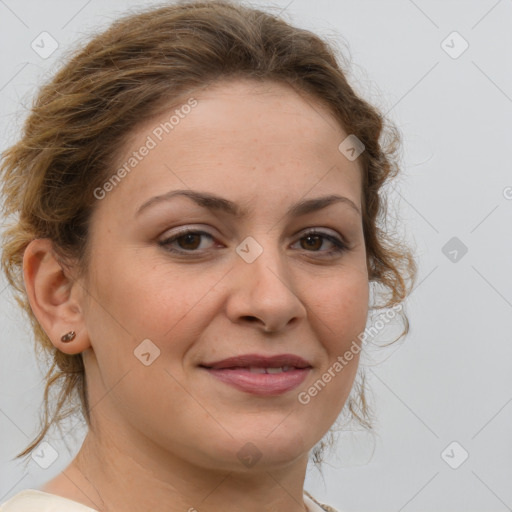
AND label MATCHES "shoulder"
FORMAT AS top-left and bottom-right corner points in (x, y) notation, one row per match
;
(304, 490), (340, 512)
(2, 488), (336, 512)
(0, 490), (98, 512)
